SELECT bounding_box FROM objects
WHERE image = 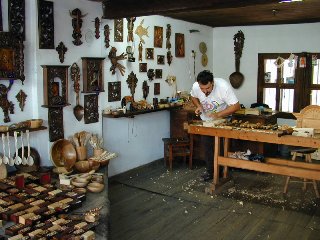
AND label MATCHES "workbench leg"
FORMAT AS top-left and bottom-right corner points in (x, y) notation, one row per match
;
(223, 138), (229, 179)
(189, 134), (193, 169)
